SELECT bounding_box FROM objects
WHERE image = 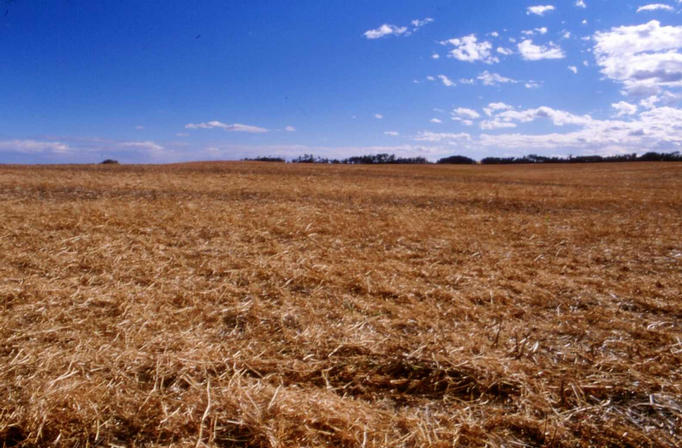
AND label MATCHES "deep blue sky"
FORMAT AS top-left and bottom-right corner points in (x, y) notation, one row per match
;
(2, 0), (682, 163)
